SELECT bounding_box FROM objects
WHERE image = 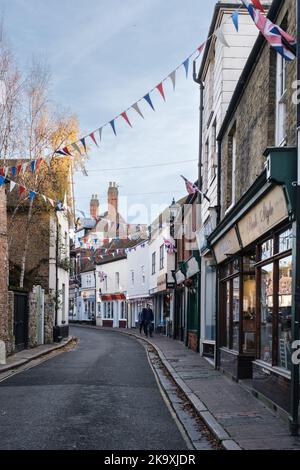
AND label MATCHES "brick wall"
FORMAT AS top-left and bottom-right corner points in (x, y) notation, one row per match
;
(7, 208), (50, 292)
(220, 0), (296, 219)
